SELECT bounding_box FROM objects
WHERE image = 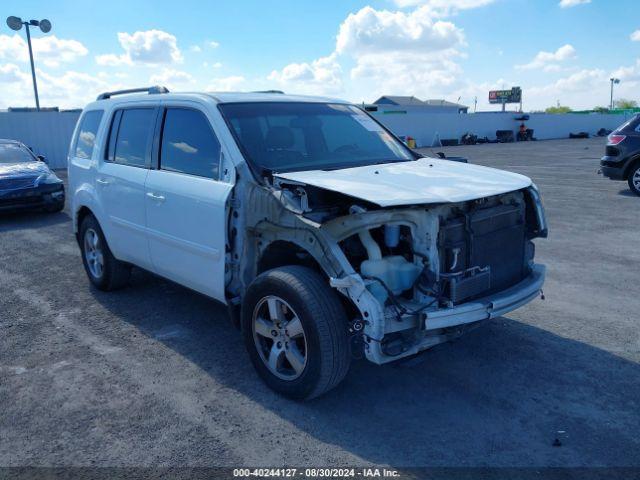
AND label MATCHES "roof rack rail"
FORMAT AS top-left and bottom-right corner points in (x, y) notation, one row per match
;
(96, 85), (169, 101)
(252, 90), (284, 94)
